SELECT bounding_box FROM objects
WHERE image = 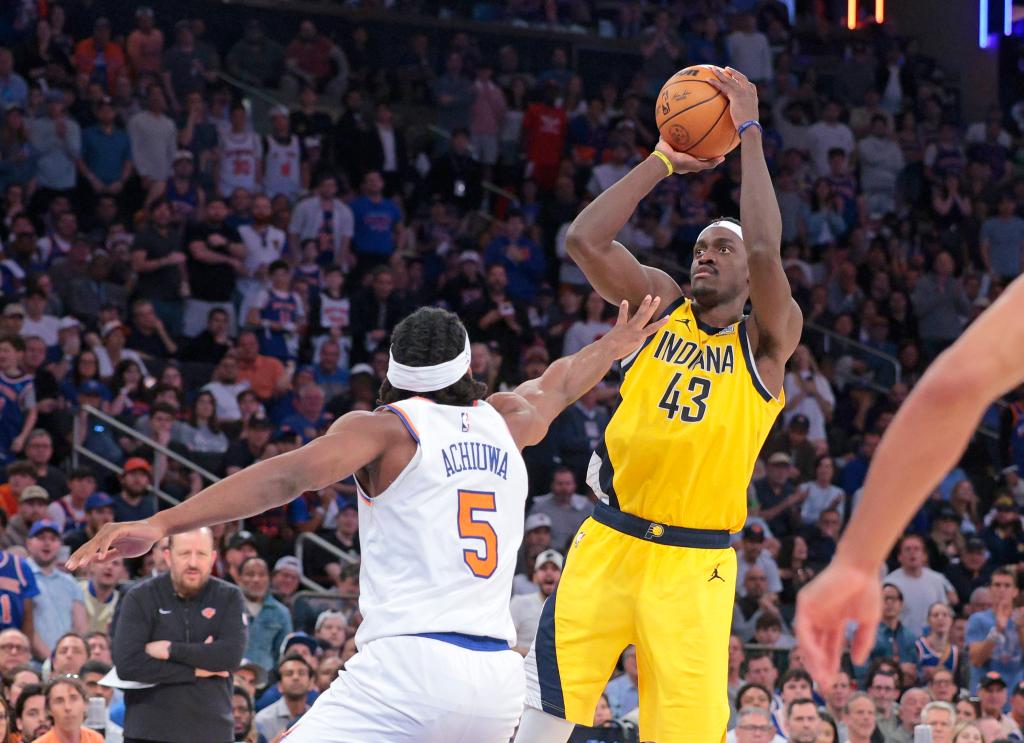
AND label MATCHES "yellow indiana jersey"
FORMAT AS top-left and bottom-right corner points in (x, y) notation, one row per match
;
(587, 297), (784, 532)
